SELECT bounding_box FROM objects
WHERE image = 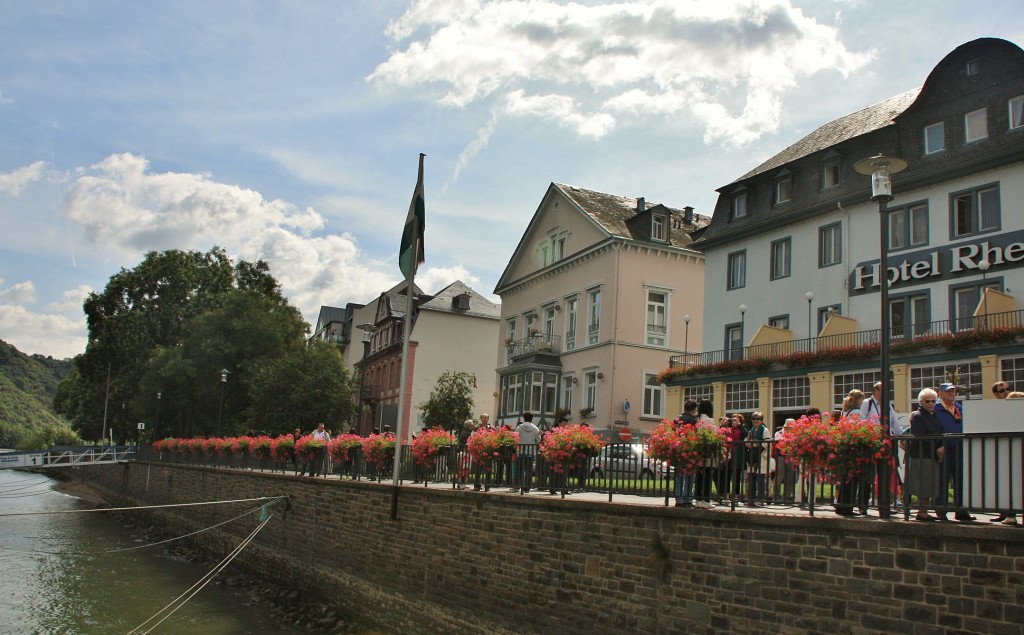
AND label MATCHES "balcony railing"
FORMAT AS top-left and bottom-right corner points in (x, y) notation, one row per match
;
(669, 308), (1024, 370)
(506, 333), (562, 360)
